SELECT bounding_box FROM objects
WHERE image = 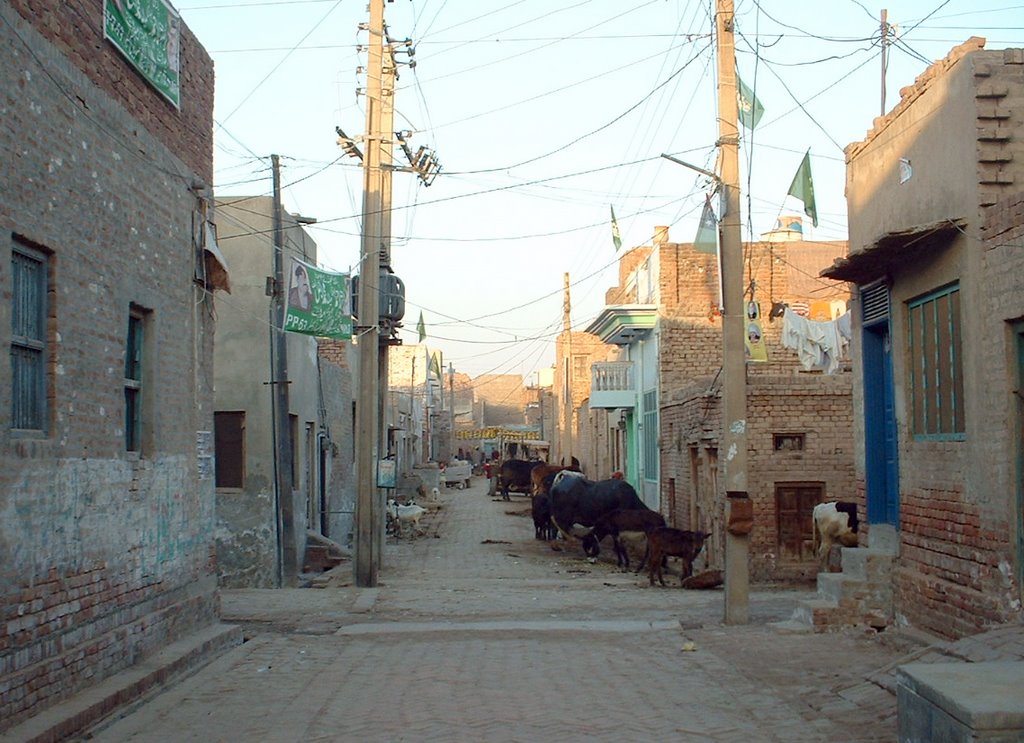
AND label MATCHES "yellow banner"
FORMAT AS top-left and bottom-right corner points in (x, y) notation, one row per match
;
(455, 428), (542, 441)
